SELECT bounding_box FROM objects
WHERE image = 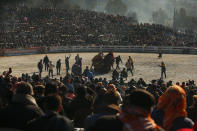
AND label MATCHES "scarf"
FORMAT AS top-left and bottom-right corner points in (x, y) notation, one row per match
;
(119, 106), (160, 131)
(157, 85), (187, 131)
